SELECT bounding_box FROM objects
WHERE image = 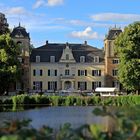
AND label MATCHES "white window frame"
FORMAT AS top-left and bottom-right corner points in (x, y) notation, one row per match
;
(94, 56), (99, 63)
(92, 81), (101, 89)
(50, 56), (55, 63)
(113, 59), (119, 64)
(80, 56), (85, 63)
(112, 69), (118, 76)
(36, 56), (40, 63)
(65, 69), (70, 75)
(92, 70), (101, 76)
